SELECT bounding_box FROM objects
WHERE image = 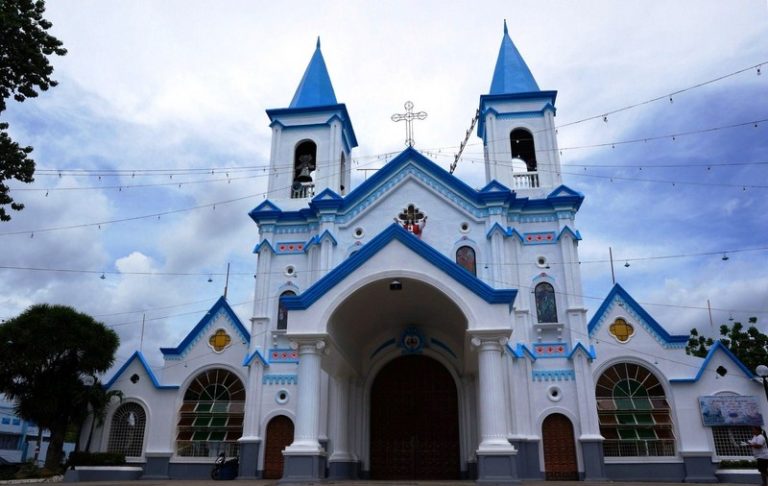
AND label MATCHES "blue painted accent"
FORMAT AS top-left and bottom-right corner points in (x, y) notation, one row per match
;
(370, 338), (396, 359)
(160, 296), (250, 358)
(532, 369), (576, 381)
(263, 374), (298, 385)
(266, 104), (358, 149)
(568, 342), (597, 361)
(508, 343), (537, 361)
(557, 226), (582, 241)
(430, 338), (457, 358)
(310, 188), (344, 211)
(275, 241), (307, 254)
(398, 326), (425, 354)
(588, 284), (689, 347)
(104, 351), (179, 390)
(486, 222), (508, 239)
(253, 239), (276, 254)
(242, 349), (269, 367)
(669, 341), (754, 383)
(477, 91), (558, 139)
(489, 21), (540, 95)
(281, 223), (517, 311)
(290, 37), (337, 108)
